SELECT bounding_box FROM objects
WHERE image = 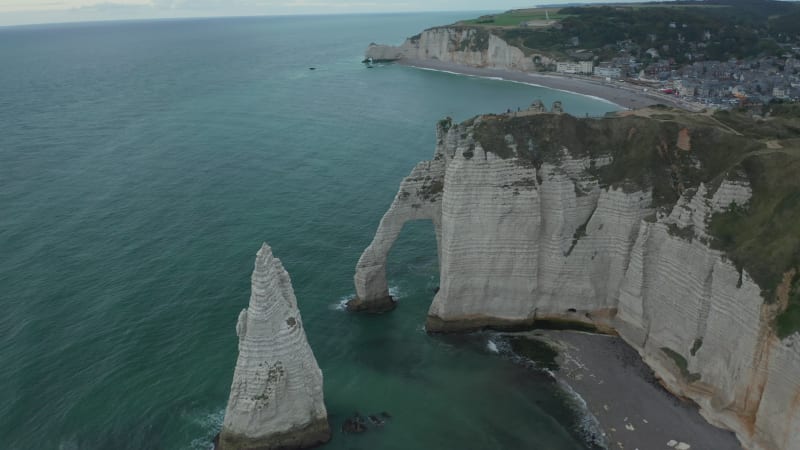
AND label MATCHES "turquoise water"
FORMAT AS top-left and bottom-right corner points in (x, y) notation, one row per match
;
(0, 13), (619, 449)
